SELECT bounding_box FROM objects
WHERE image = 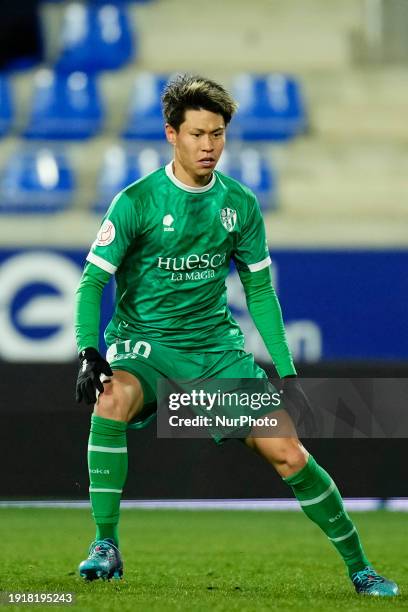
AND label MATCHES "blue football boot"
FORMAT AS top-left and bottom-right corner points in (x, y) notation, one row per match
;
(351, 566), (398, 596)
(78, 539), (123, 581)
